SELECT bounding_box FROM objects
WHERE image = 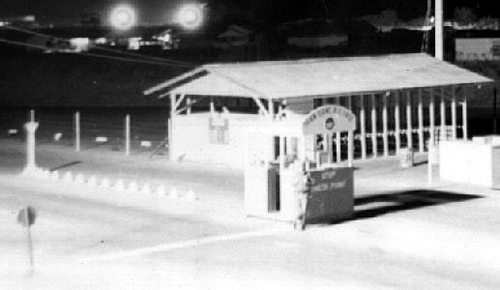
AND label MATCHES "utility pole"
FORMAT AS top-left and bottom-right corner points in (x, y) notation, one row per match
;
(435, 0), (444, 60)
